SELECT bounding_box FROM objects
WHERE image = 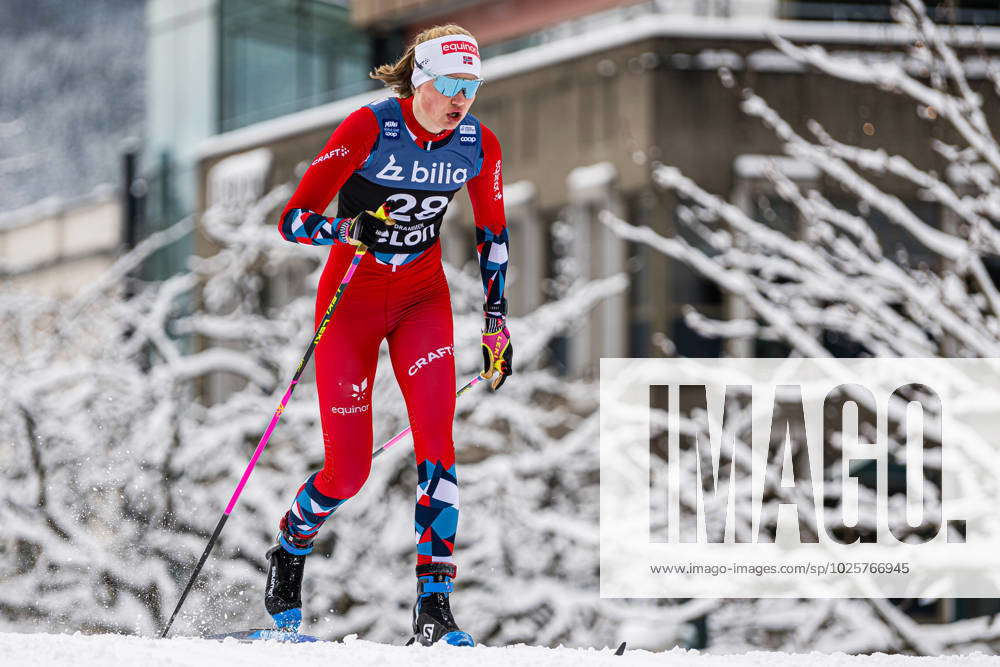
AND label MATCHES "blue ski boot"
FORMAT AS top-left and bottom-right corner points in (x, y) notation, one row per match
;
(264, 530), (309, 632)
(411, 563), (475, 647)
